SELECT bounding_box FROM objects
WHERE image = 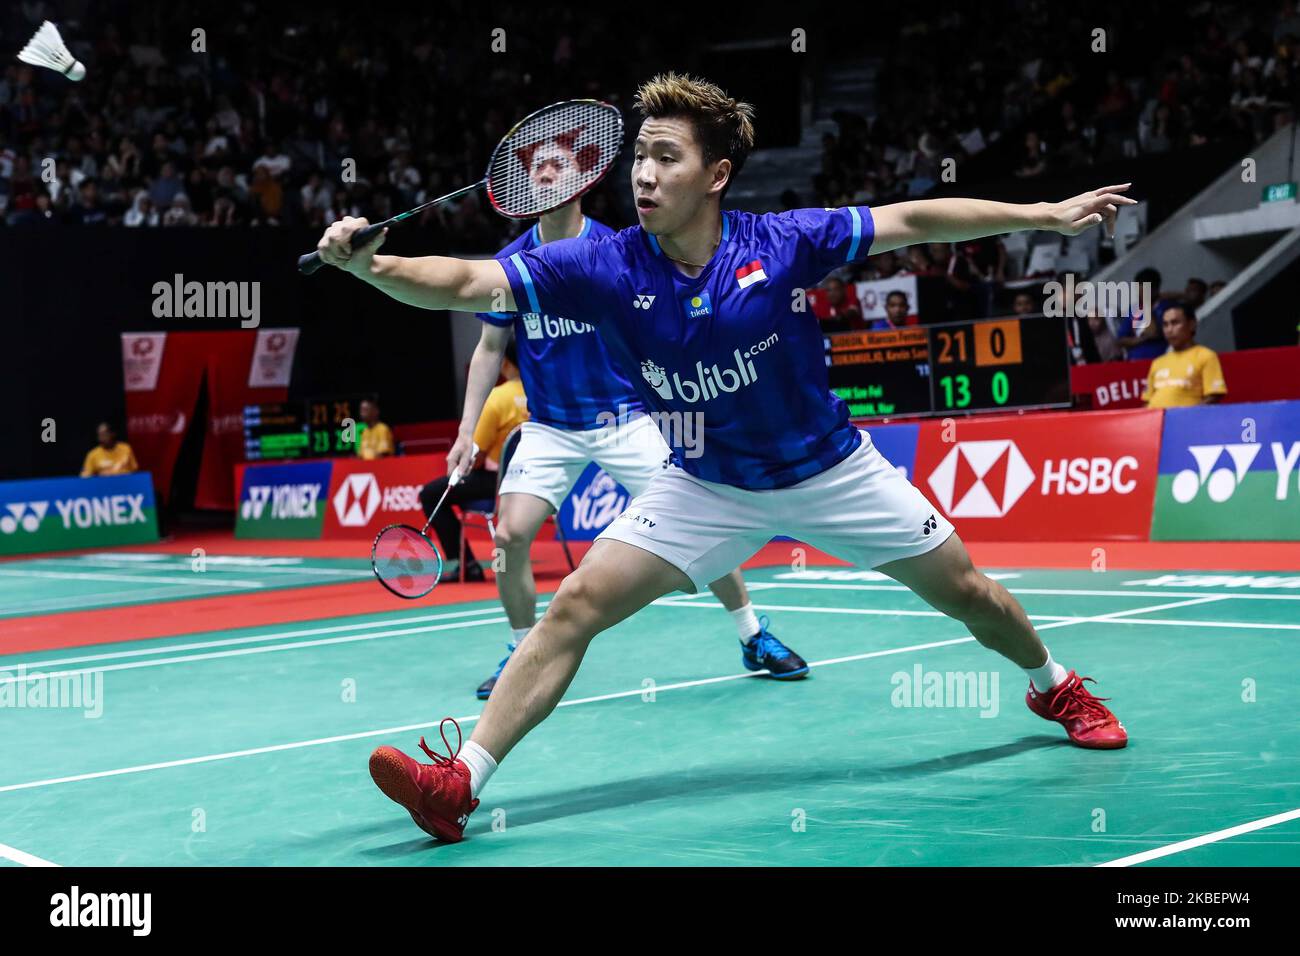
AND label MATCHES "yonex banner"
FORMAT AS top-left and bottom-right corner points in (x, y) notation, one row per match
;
(557, 463), (631, 541)
(1151, 399), (1300, 541)
(0, 472), (159, 556)
(322, 455), (442, 539)
(913, 409), (1162, 540)
(234, 460), (332, 539)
